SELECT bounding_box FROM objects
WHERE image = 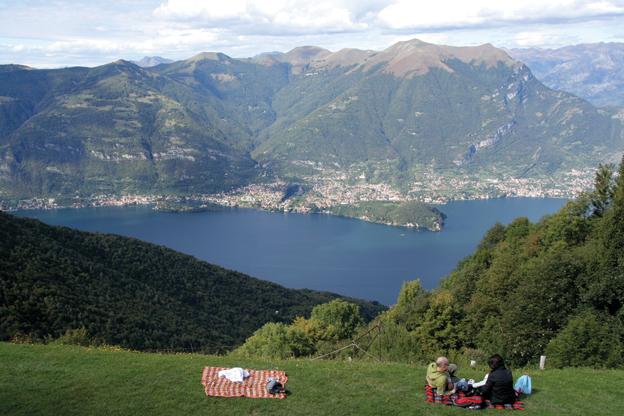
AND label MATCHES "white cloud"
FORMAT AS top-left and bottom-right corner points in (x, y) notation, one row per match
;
(377, 0), (624, 30)
(6, 28), (223, 60)
(153, 0), (368, 33)
(1, 0), (623, 67)
(151, 0), (624, 39)
(47, 39), (121, 54)
(138, 28), (221, 51)
(154, 0), (249, 21)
